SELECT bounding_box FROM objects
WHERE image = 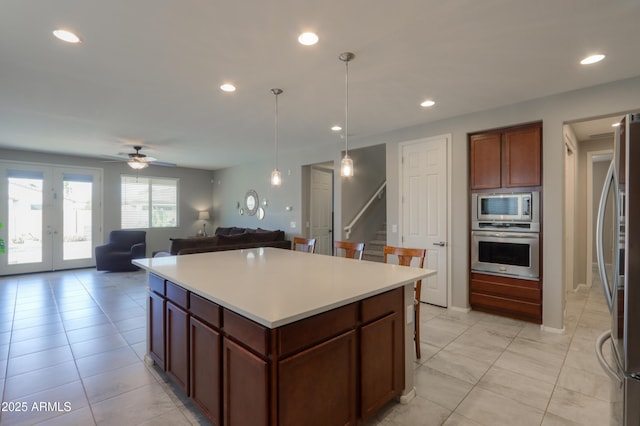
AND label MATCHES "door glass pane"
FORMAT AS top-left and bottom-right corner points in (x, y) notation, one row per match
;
(8, 176), (43, 264)
(63, 176), (93, 260)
